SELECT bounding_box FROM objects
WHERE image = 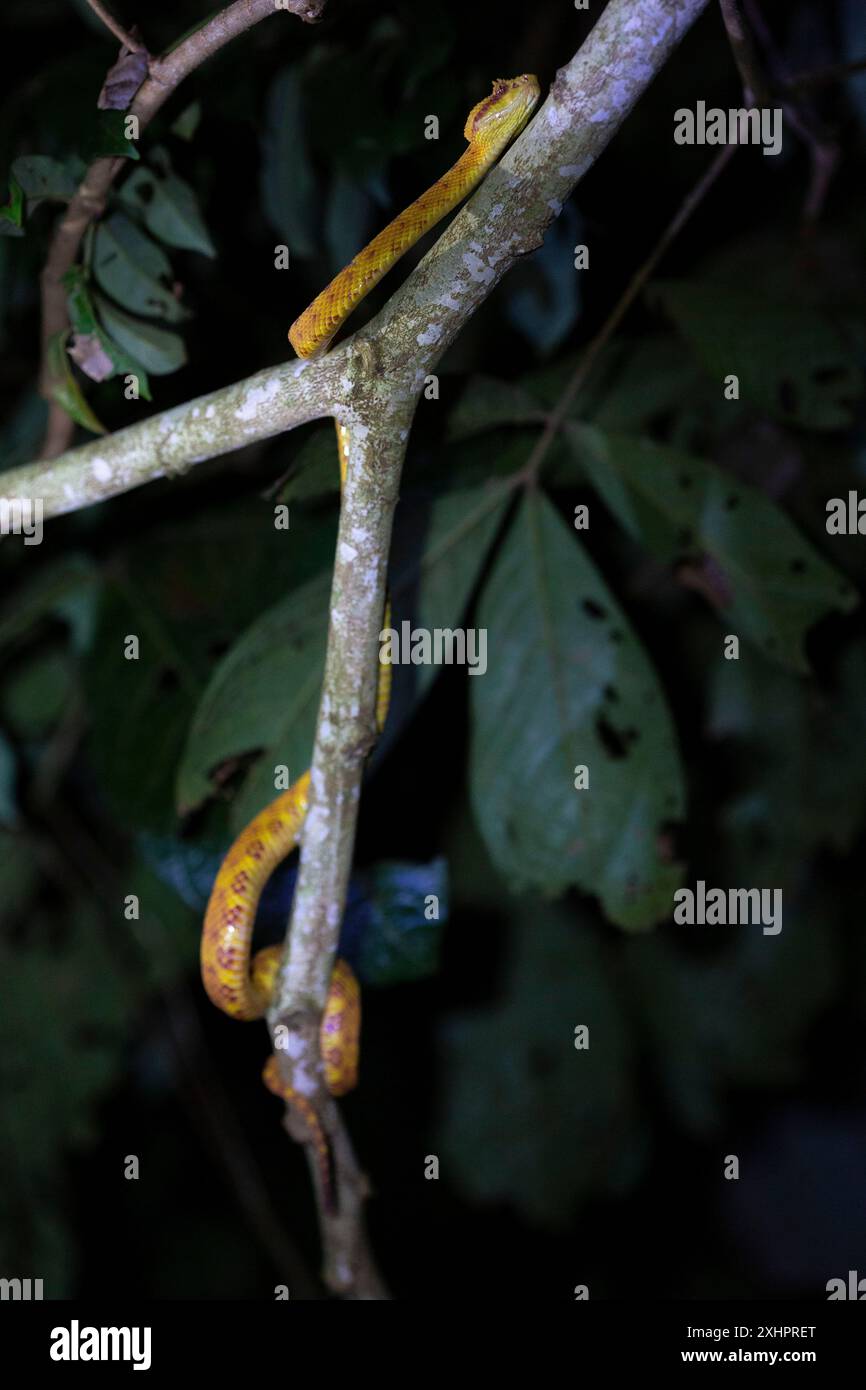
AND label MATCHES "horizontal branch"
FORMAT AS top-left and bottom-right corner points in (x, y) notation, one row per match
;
(1, 350), (350, 518)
